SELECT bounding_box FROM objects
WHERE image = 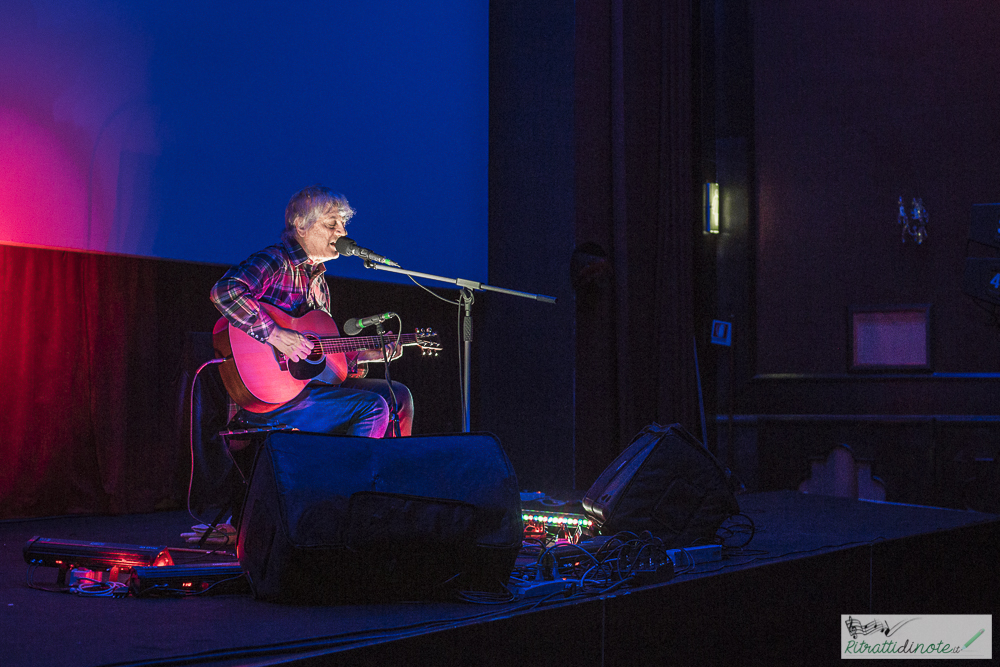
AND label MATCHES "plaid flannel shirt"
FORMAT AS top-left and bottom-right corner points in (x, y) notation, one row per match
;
(210, 236), (330, 343)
